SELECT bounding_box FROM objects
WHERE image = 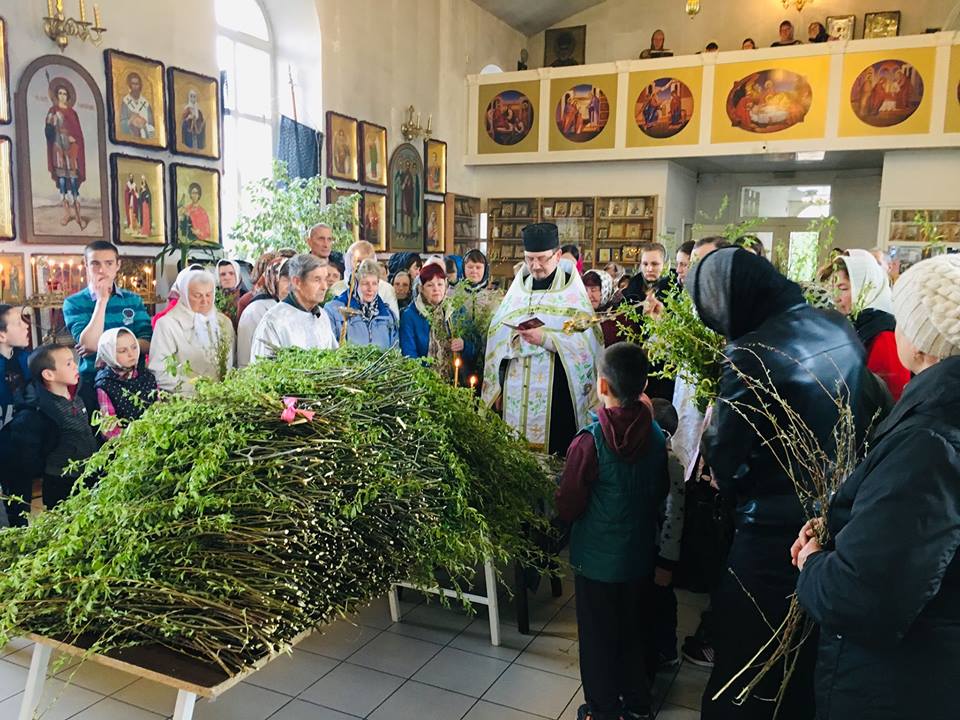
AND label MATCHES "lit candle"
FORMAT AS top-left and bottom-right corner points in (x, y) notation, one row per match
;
(453, 354), (462, 387)
(469, 375), (478, 389)
(78, 0), (86, 22)
(93, 3), (101, 27)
